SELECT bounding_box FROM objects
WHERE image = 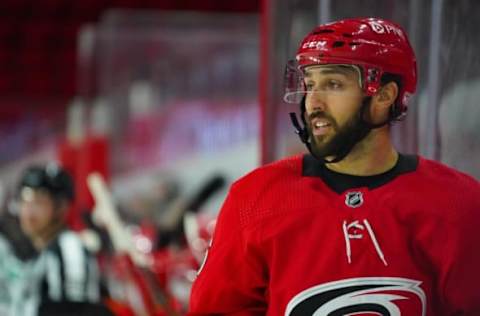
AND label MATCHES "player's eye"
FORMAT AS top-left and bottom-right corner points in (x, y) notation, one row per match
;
(325, 79), (343, 90)
(304, 81), (315, 91)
